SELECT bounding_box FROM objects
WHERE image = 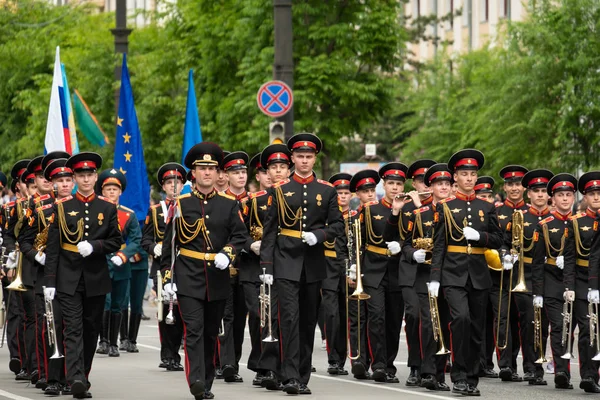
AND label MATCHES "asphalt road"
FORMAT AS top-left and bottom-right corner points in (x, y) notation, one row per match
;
(0, 302), (591, 399)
